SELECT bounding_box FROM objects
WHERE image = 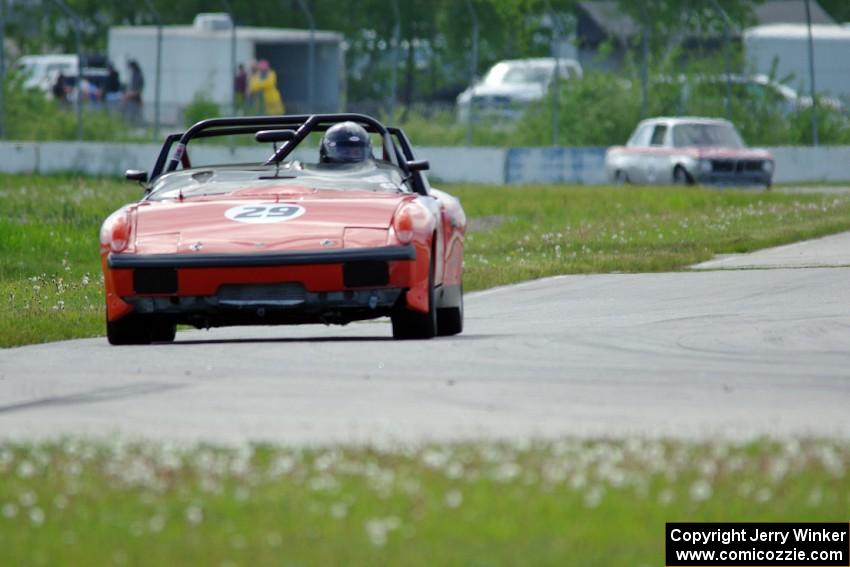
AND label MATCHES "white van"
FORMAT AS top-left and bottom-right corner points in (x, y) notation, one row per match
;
(16, 54), (79, 93)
